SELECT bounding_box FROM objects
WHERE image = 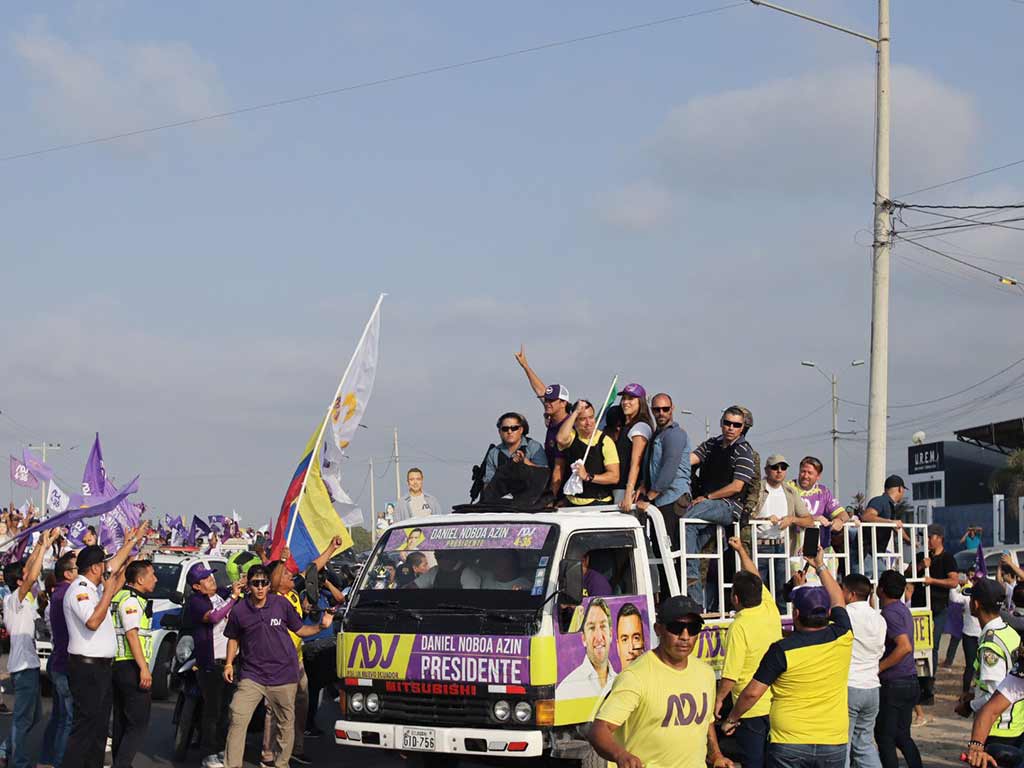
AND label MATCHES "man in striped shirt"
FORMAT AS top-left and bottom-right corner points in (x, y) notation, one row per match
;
(684, 405), (757, 610)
